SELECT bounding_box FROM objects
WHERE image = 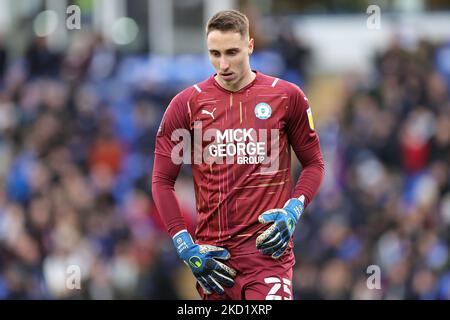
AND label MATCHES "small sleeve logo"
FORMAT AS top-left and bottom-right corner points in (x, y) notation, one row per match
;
(306, 107), (315, 131)
(157, 119), (165, 136)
